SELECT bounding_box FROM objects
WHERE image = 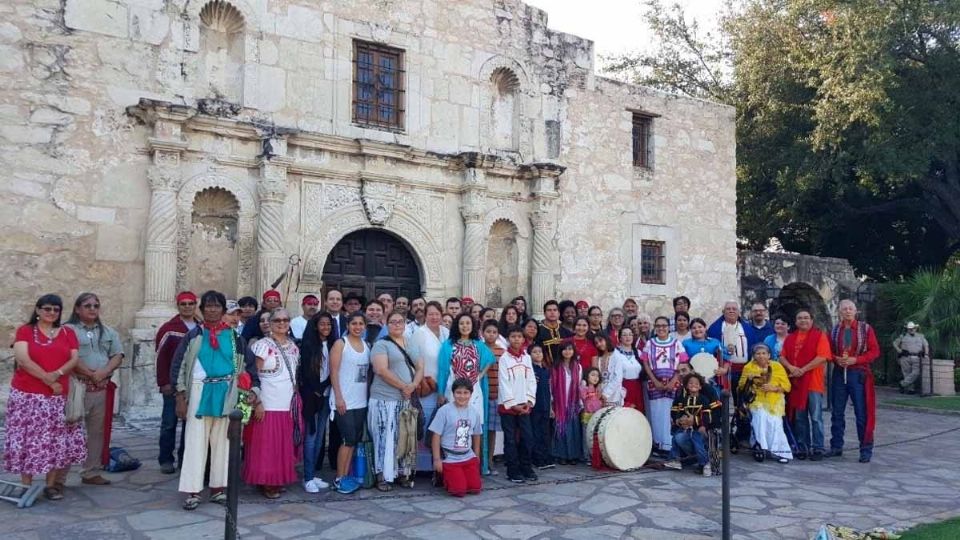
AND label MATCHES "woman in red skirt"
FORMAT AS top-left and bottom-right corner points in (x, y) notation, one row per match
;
(242, 308), (302, 499)
(615, 326), (646, 413)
